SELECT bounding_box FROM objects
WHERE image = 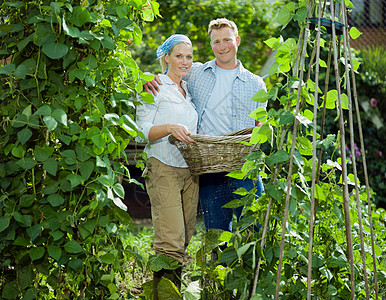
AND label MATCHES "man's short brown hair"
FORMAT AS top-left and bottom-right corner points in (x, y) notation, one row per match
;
(208, 18), (238, 39)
